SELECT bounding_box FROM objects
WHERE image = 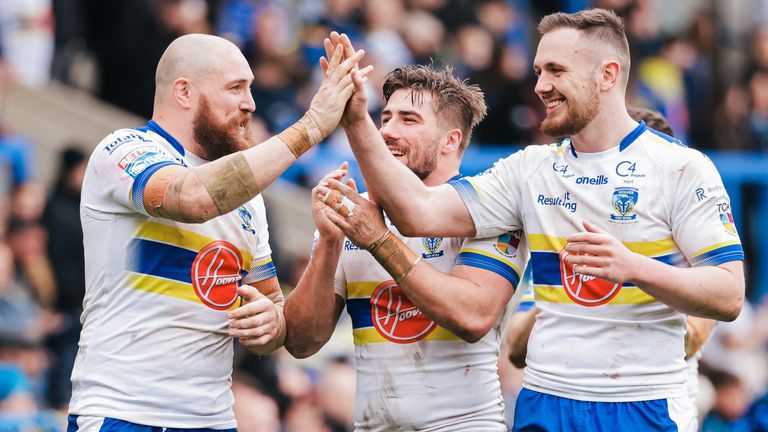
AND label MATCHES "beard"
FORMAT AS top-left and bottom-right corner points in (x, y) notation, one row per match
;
(408, 143), (439, 180)
(192, 97), (253, 161)
(540, 81), (600, 138)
